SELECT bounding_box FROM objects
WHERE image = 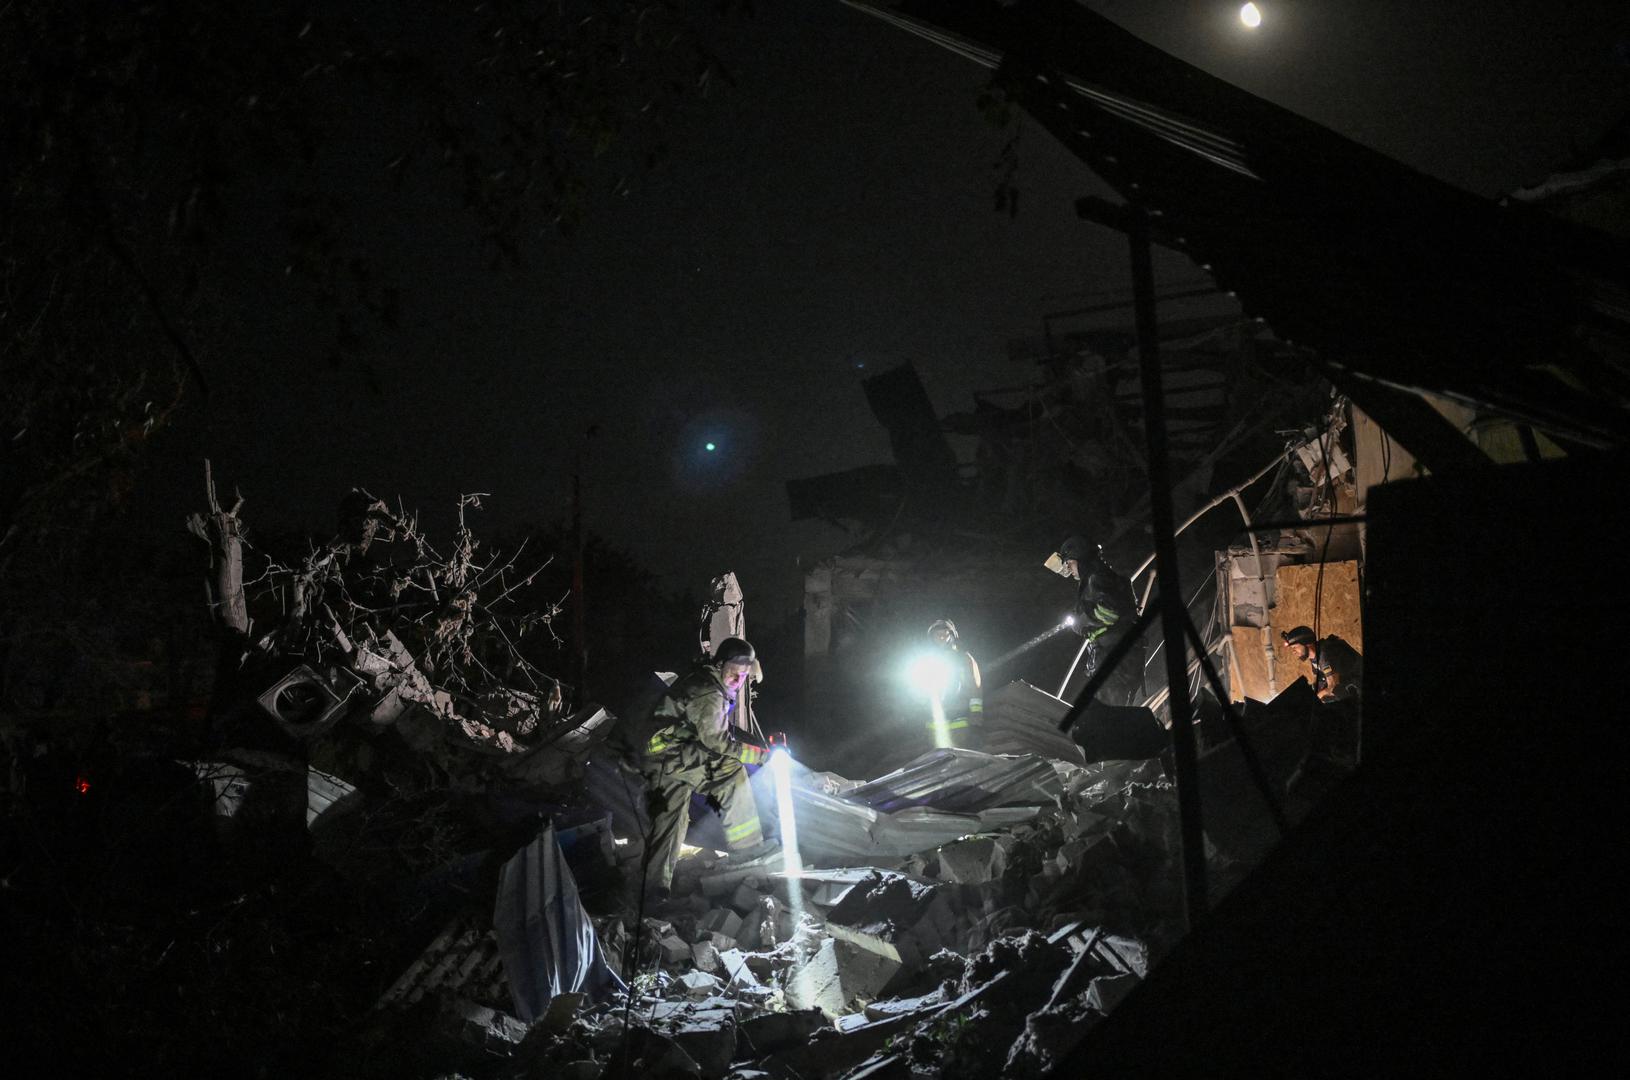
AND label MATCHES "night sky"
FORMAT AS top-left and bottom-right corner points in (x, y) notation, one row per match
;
(140, 0), (1630, 622)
